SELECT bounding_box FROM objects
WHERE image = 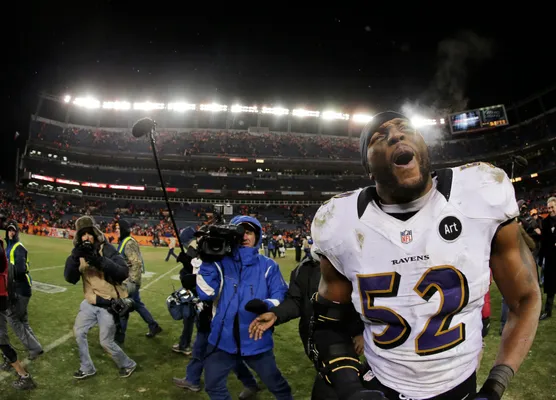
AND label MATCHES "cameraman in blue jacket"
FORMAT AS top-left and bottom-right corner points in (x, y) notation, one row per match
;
(197, 215), (292, 400)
